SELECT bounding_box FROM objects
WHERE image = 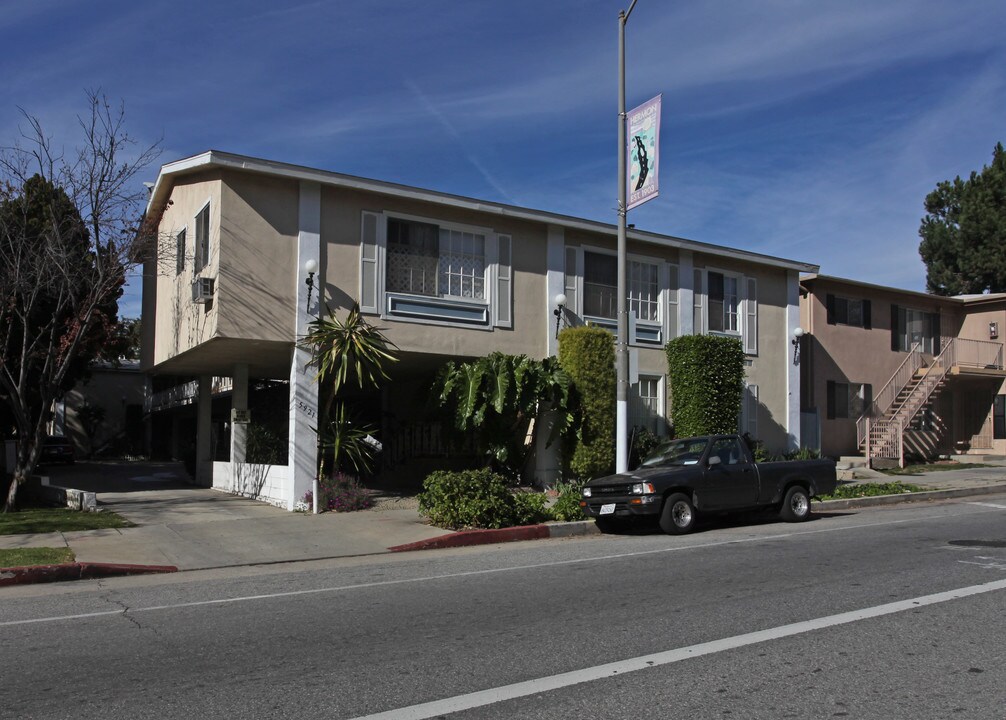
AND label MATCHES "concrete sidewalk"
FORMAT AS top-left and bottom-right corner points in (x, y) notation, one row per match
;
(3, 460), (1006, 586)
